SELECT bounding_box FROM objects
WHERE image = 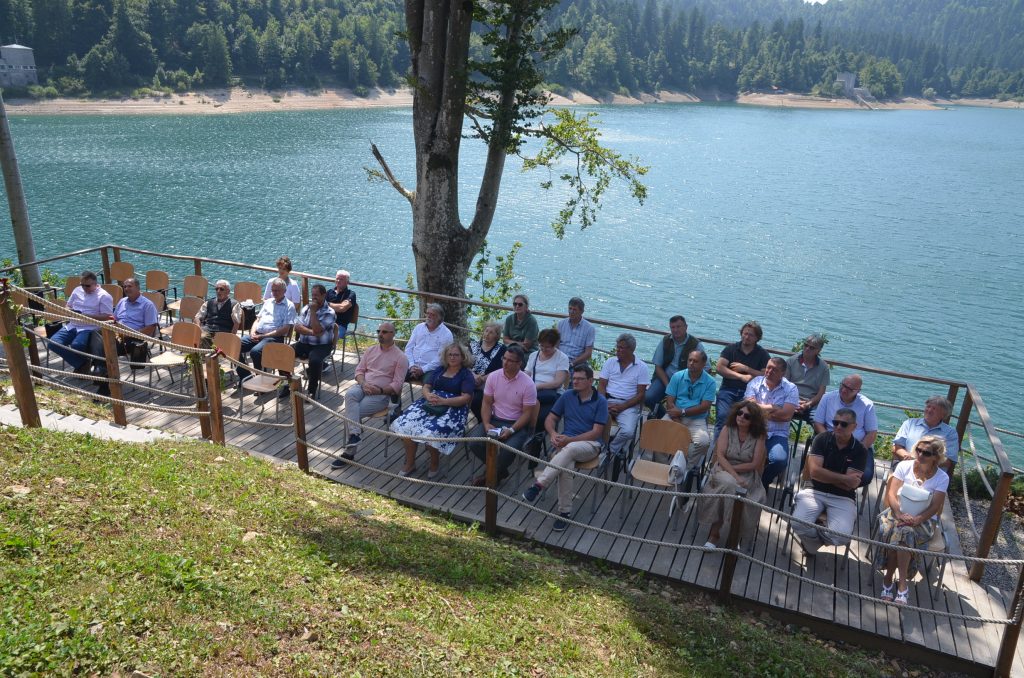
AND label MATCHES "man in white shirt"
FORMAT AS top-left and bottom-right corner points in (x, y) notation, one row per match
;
(404, 303), (453, 380)
(51, 270), (113, 374)
(598, 333), (650, 479)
